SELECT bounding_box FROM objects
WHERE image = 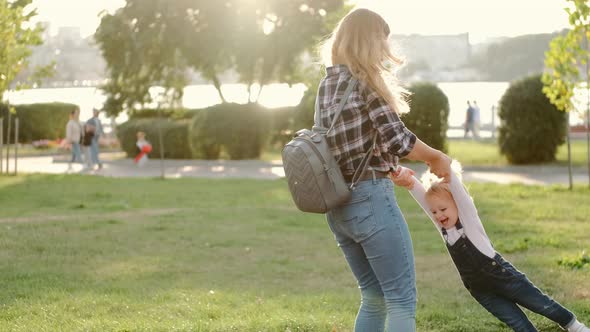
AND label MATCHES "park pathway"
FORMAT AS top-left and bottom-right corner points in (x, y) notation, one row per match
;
(3, 152), (588, 186)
